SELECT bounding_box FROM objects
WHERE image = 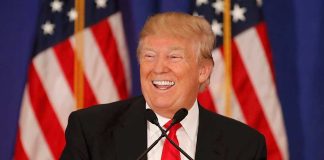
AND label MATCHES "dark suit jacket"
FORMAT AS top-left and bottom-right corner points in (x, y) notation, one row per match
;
(60, 96), (266, 160)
